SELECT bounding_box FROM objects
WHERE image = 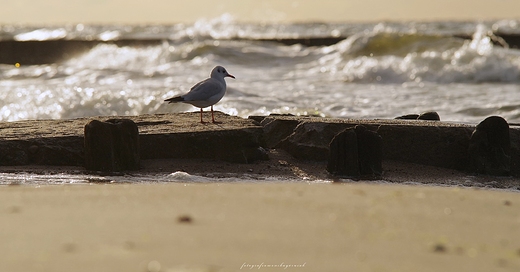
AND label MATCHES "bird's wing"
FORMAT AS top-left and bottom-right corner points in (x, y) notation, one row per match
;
(183, 78), (223, 102)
